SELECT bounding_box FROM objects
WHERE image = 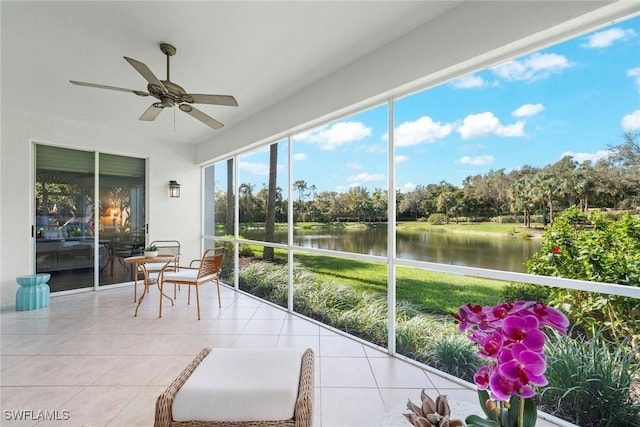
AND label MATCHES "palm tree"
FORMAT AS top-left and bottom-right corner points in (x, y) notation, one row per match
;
(226, 158), (234, 235)
(264, 143), (278, 261)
